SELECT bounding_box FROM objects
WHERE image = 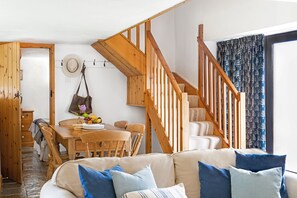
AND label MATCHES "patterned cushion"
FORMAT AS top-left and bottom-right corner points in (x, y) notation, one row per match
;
(122, 183), (187, 198)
